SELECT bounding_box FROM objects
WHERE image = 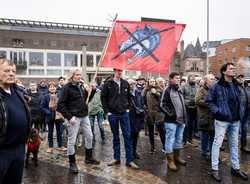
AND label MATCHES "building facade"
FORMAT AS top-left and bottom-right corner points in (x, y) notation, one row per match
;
(0, 18), (114, 85)
(180, 38), (206, 78)
(207, 38), (250, 77)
